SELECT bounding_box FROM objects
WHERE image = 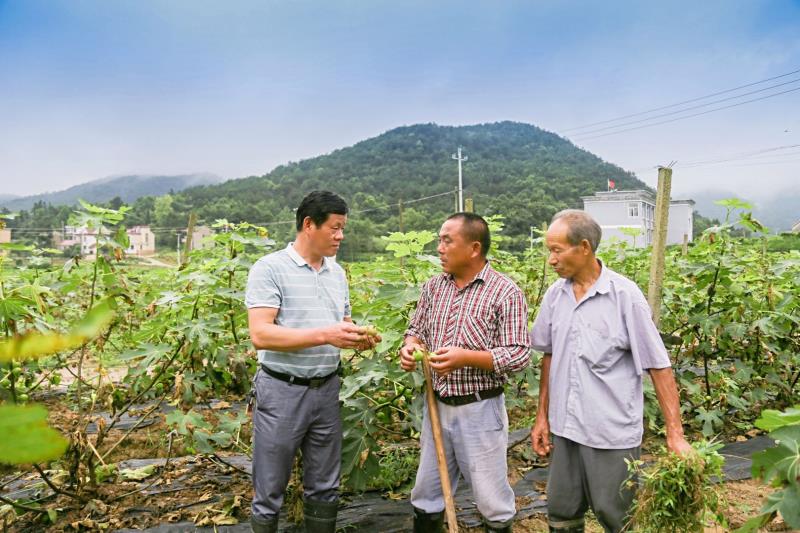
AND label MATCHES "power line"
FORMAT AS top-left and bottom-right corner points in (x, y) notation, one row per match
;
(571, 77), (800, 138)
(716, 157), (800, 168)
(563, 67), (800, 133)
(572, 85), (800, 141)
(677, 144), (800, 168)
